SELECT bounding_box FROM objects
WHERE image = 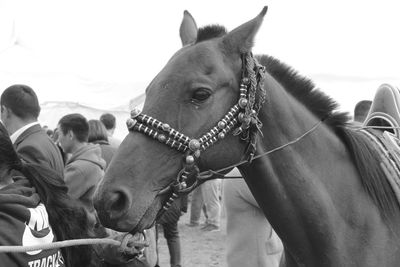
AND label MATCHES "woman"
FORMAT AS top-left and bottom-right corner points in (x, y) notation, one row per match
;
(88, 119), (117, 168)
(0, 122), (92, 267)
